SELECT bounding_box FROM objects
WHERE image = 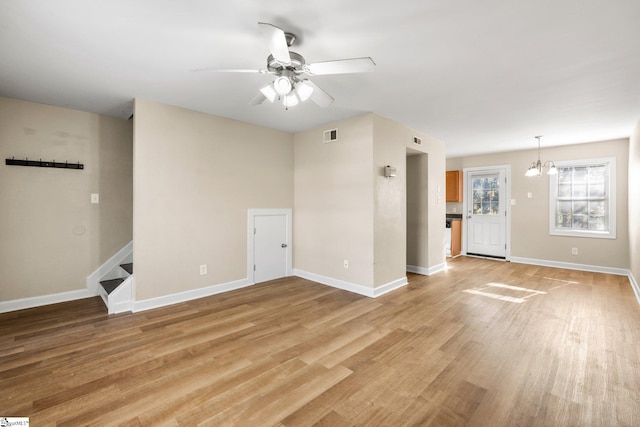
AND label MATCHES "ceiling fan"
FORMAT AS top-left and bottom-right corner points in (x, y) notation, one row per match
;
(193, 22), (376, 109)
